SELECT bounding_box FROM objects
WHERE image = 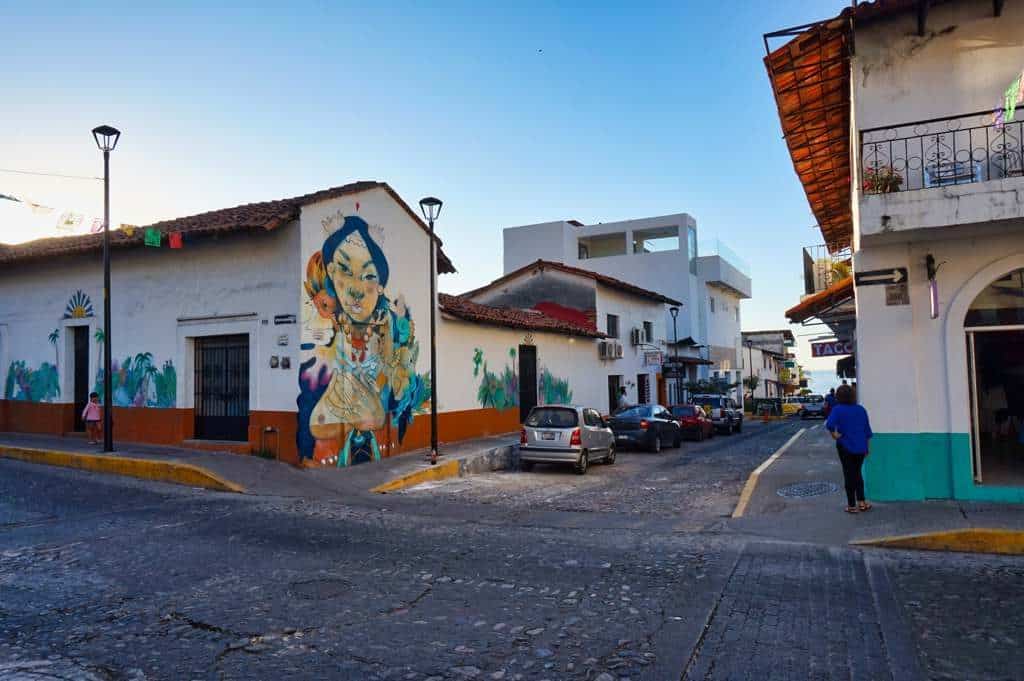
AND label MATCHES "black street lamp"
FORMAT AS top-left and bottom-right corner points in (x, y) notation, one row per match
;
(92, 125), (120, 453)
(668, 306), (679, 403)
(419, 196), (443, 465)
